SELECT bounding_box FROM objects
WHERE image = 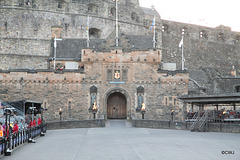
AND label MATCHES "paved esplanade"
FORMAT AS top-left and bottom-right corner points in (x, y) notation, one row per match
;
(2, 120), (240, 160)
